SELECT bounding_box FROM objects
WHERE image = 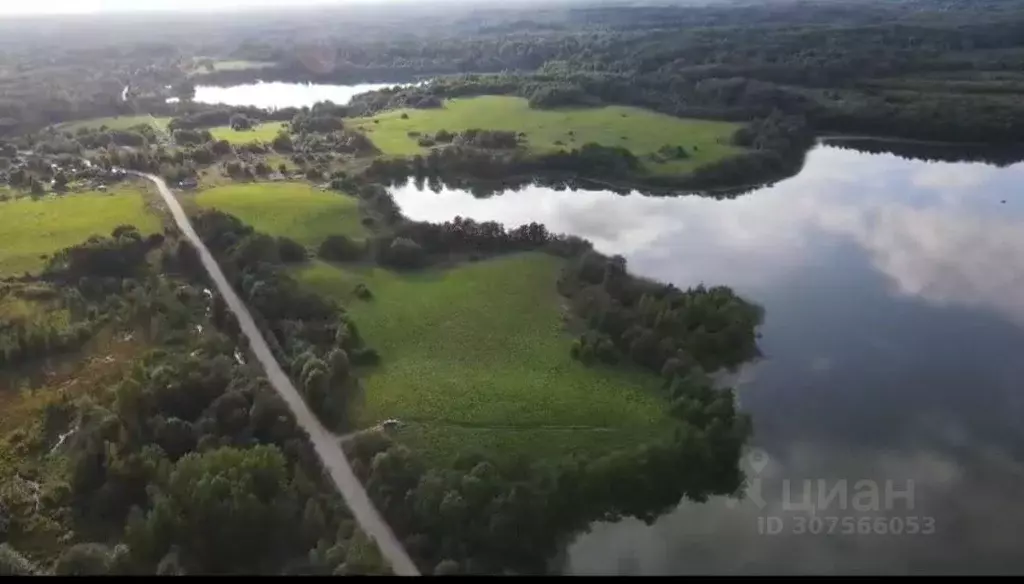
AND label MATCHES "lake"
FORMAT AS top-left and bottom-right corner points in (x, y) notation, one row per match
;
(193, 81), (414, 109)
(389, 144), (1024, 575)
